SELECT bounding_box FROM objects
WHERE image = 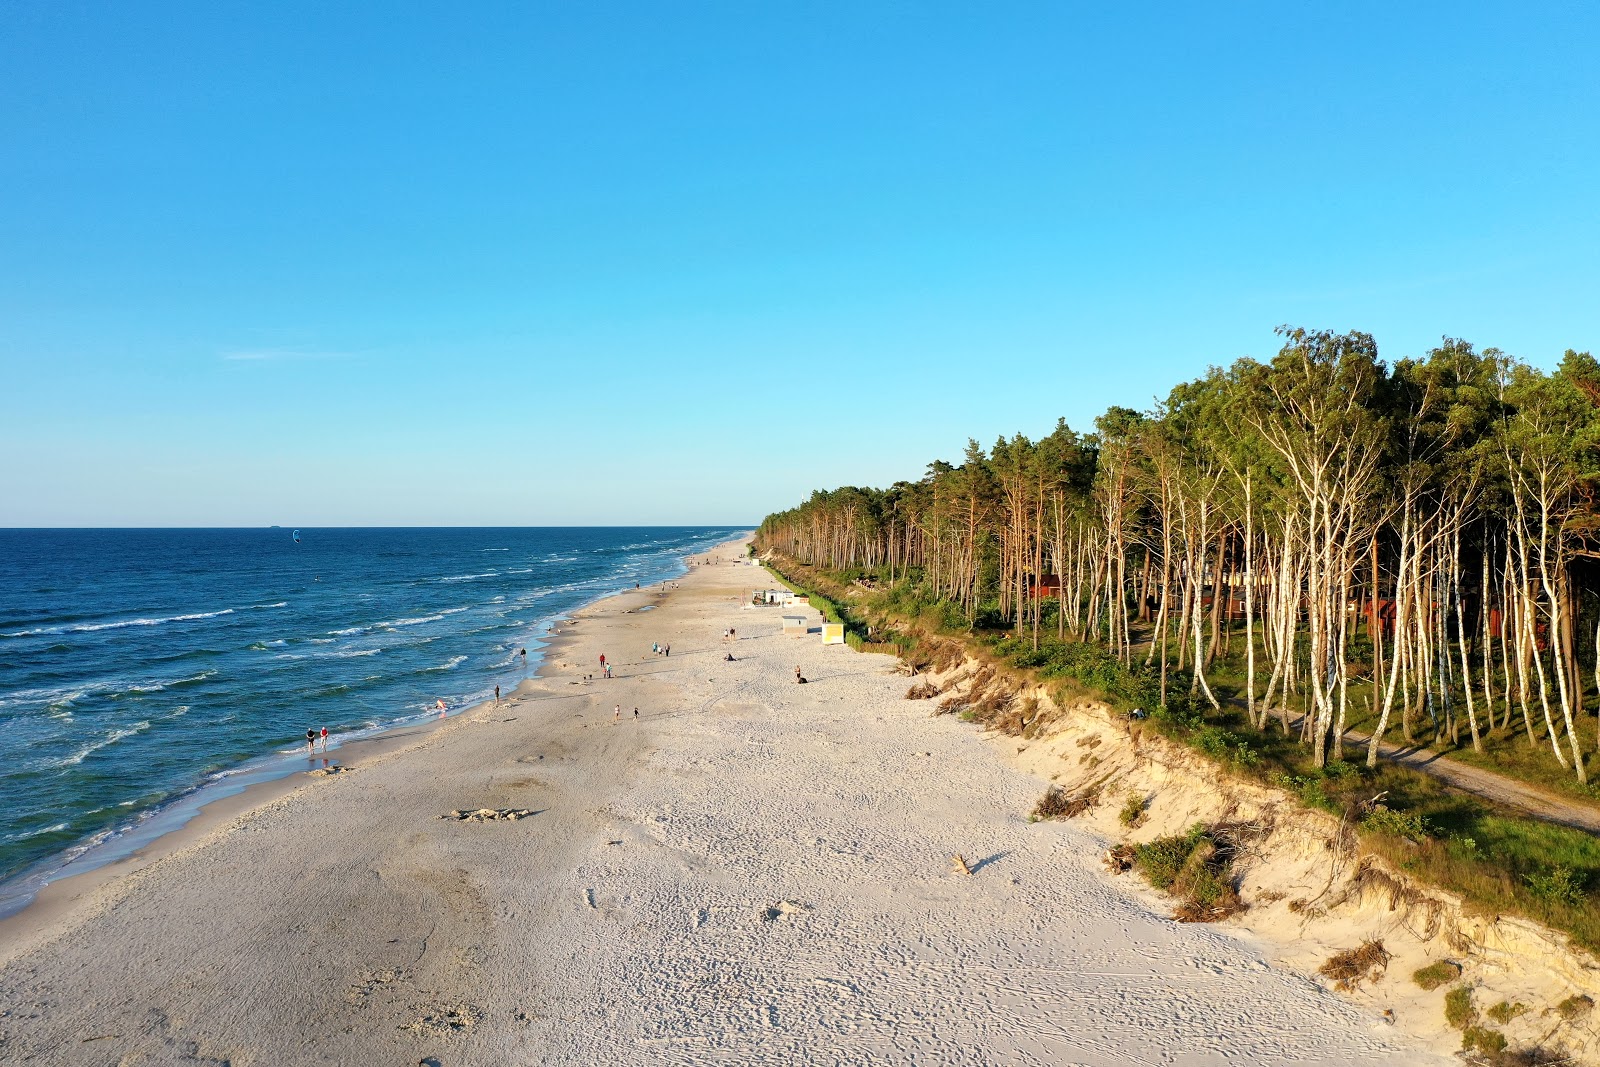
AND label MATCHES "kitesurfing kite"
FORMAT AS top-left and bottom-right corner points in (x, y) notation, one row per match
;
(292, 529), (301, 544)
